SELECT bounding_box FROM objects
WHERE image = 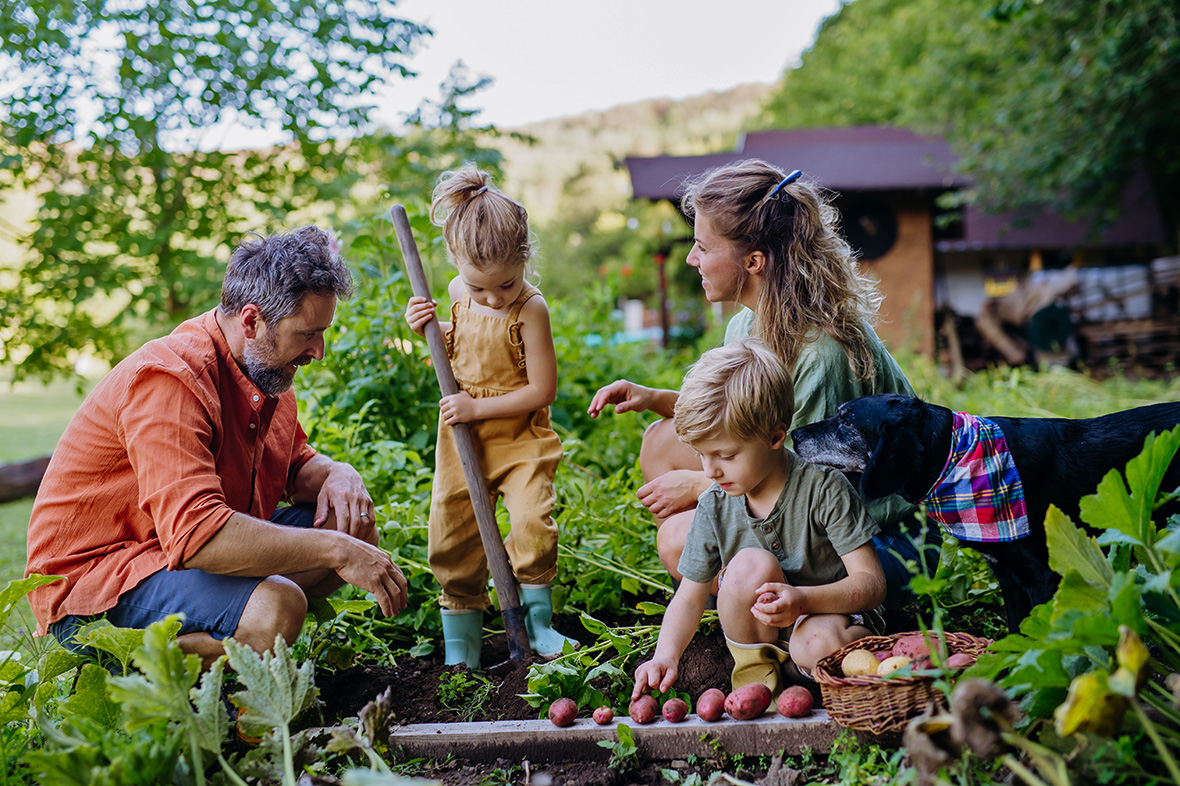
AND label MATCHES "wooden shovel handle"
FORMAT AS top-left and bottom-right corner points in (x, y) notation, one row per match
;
(389, 205), (530, 663)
